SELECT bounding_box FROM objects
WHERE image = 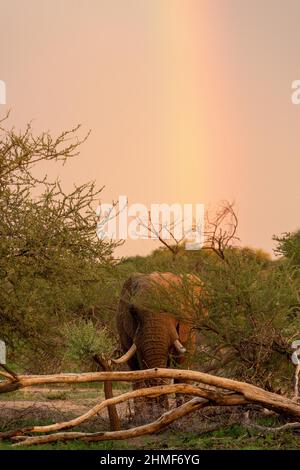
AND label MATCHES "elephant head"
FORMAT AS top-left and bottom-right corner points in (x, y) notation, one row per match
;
(114, 272), (195, 370)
